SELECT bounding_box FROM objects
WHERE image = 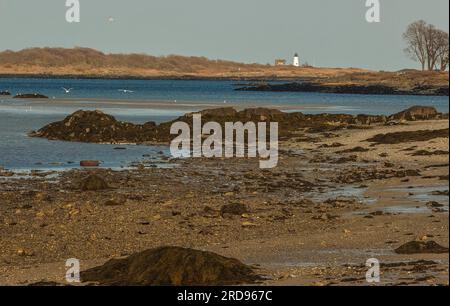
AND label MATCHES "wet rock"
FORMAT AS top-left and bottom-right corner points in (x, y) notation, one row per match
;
(13, 93), (48, 99)
(426, 201), (444, 208)
(0, 90), (11, 96)
(103, 199), (123, 207)
(30, 110), (158, 144)
(395, 241), (449, 254)
(411, 150), (449, 156)
(80, 160), (100, 167)
(430, 190), (449, 196)
(79, 174), (109, 191)
(81, 246), (262, 286)
(221, 203), (248, 217)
